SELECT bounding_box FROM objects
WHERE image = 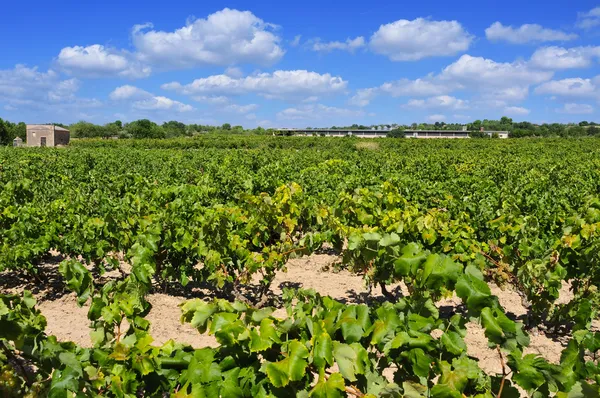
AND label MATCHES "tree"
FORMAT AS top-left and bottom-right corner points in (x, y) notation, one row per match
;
(70, 121), (105, 138)
(0, 118), (9, 145)
(126, 119), (165, 139)
(162, 121), (187, 138)
(387, 128), (405, 138)
(11, 122), (26, 141)
(221, 123), (231, 130)
(470, 120), (482, 131)
(104, 121), (123, 137)
(469, 130), (487, 138)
